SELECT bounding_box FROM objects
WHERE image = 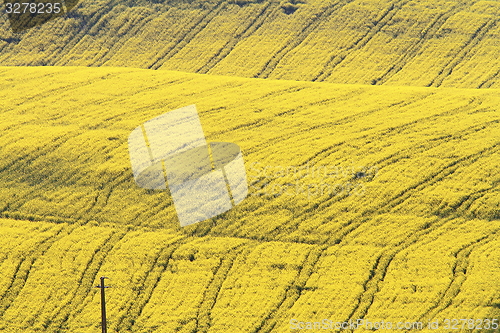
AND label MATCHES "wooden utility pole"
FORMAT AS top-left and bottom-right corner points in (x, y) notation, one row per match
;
(95, 277), (110, 333)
